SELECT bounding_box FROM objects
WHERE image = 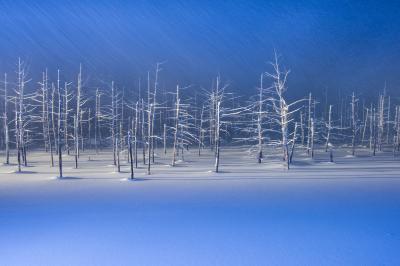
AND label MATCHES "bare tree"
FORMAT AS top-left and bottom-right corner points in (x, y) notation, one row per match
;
(147, 101), (152, 174)
(88, 108), (92, 150)
(310, 117), (315, 158)
(209, 77), (245, 172)
(128, 130), (134, 179)
(47, 82), (54, 167)
(15, 58), (31, 172)
(289, 122), (298, 163)
(300, 109), (305, 146)
(325, 105), (333, 152)
(94, 88), (102, 154)
(350, 92), (359, 156)
(214, 100), (221, 172)
(266, 54), (303, 169)
(306, 93), (312, 155)
(164, 123), (167, 155)
(172, 85), (181, 167)
(377, 93), (385, 151)
(63, 82), (73, 154)
(74, 114), (78, 168)
(111, 81), (117, 165)
(76, 64), (83, 157)
(51, 83), (57, 155)
(394, 105), (400, 153)
(361, 107), (369, 145)
(141, 98), (146, 164)
(386, 95), (391, 144)
(3, 73), (10, 164)
(256, 73), (266, 163)
(57, 70), (63, 178)
(198, 105), (205, 156)
(372, 107), (378, 156)
(134, 101), (139, 168)
(38, 70), (49, 153)
(171, 85), (198, 166)
(117, 122), (121, 173)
